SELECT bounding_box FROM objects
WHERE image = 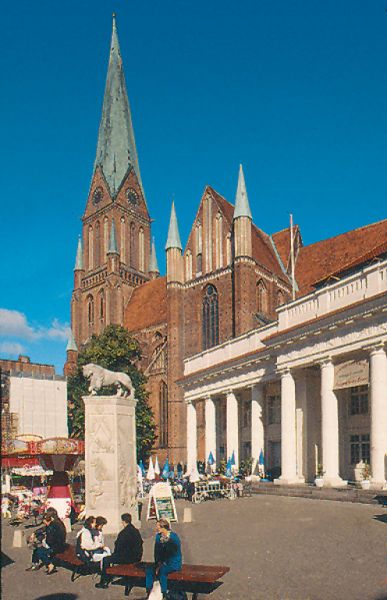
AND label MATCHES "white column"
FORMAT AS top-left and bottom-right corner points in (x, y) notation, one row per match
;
(320, 359), (347, 487)
(275, 369), (298, 484)
(295, 373), (307, 482)
(226, 391), (239, 469)
(370, 344), (387, 488)
(251, 384), (264, 475)
(205, 396), (217, 467)
(186, 400), (197, 471)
